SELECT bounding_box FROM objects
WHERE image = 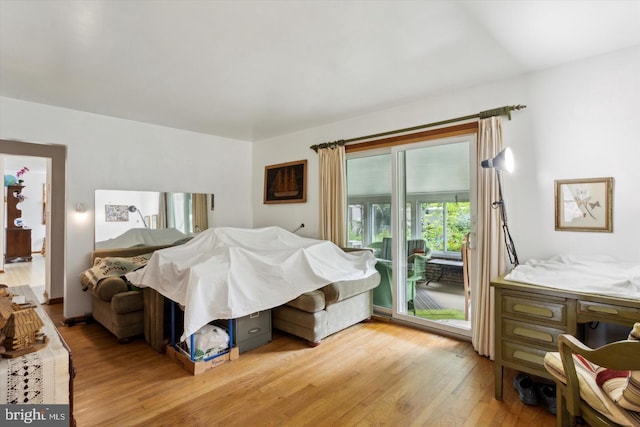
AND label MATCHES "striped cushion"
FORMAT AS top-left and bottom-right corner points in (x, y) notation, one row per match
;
(596, 323), (640, 412)
(544, 324), (640, 427)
